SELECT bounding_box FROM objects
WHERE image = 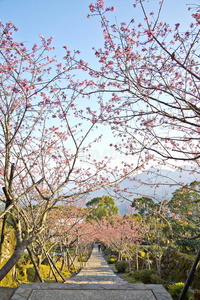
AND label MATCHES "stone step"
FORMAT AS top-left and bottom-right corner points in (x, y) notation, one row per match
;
(9, 244), (172, 300)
